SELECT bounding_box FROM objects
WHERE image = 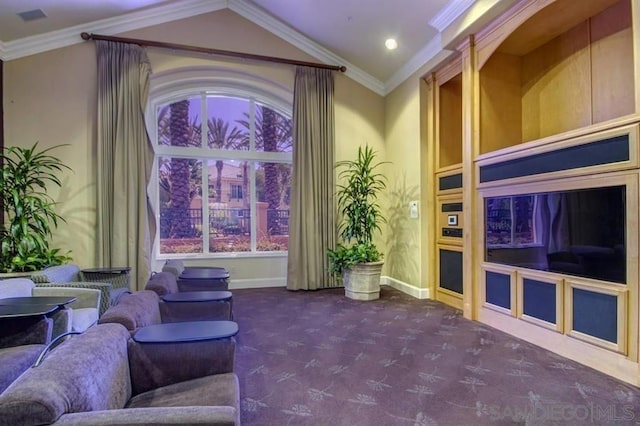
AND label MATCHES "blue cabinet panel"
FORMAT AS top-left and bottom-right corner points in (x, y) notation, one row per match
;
(573, 288), (617, 343)
(523, 278), (556, 324)
(485, 271), (510, 309)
